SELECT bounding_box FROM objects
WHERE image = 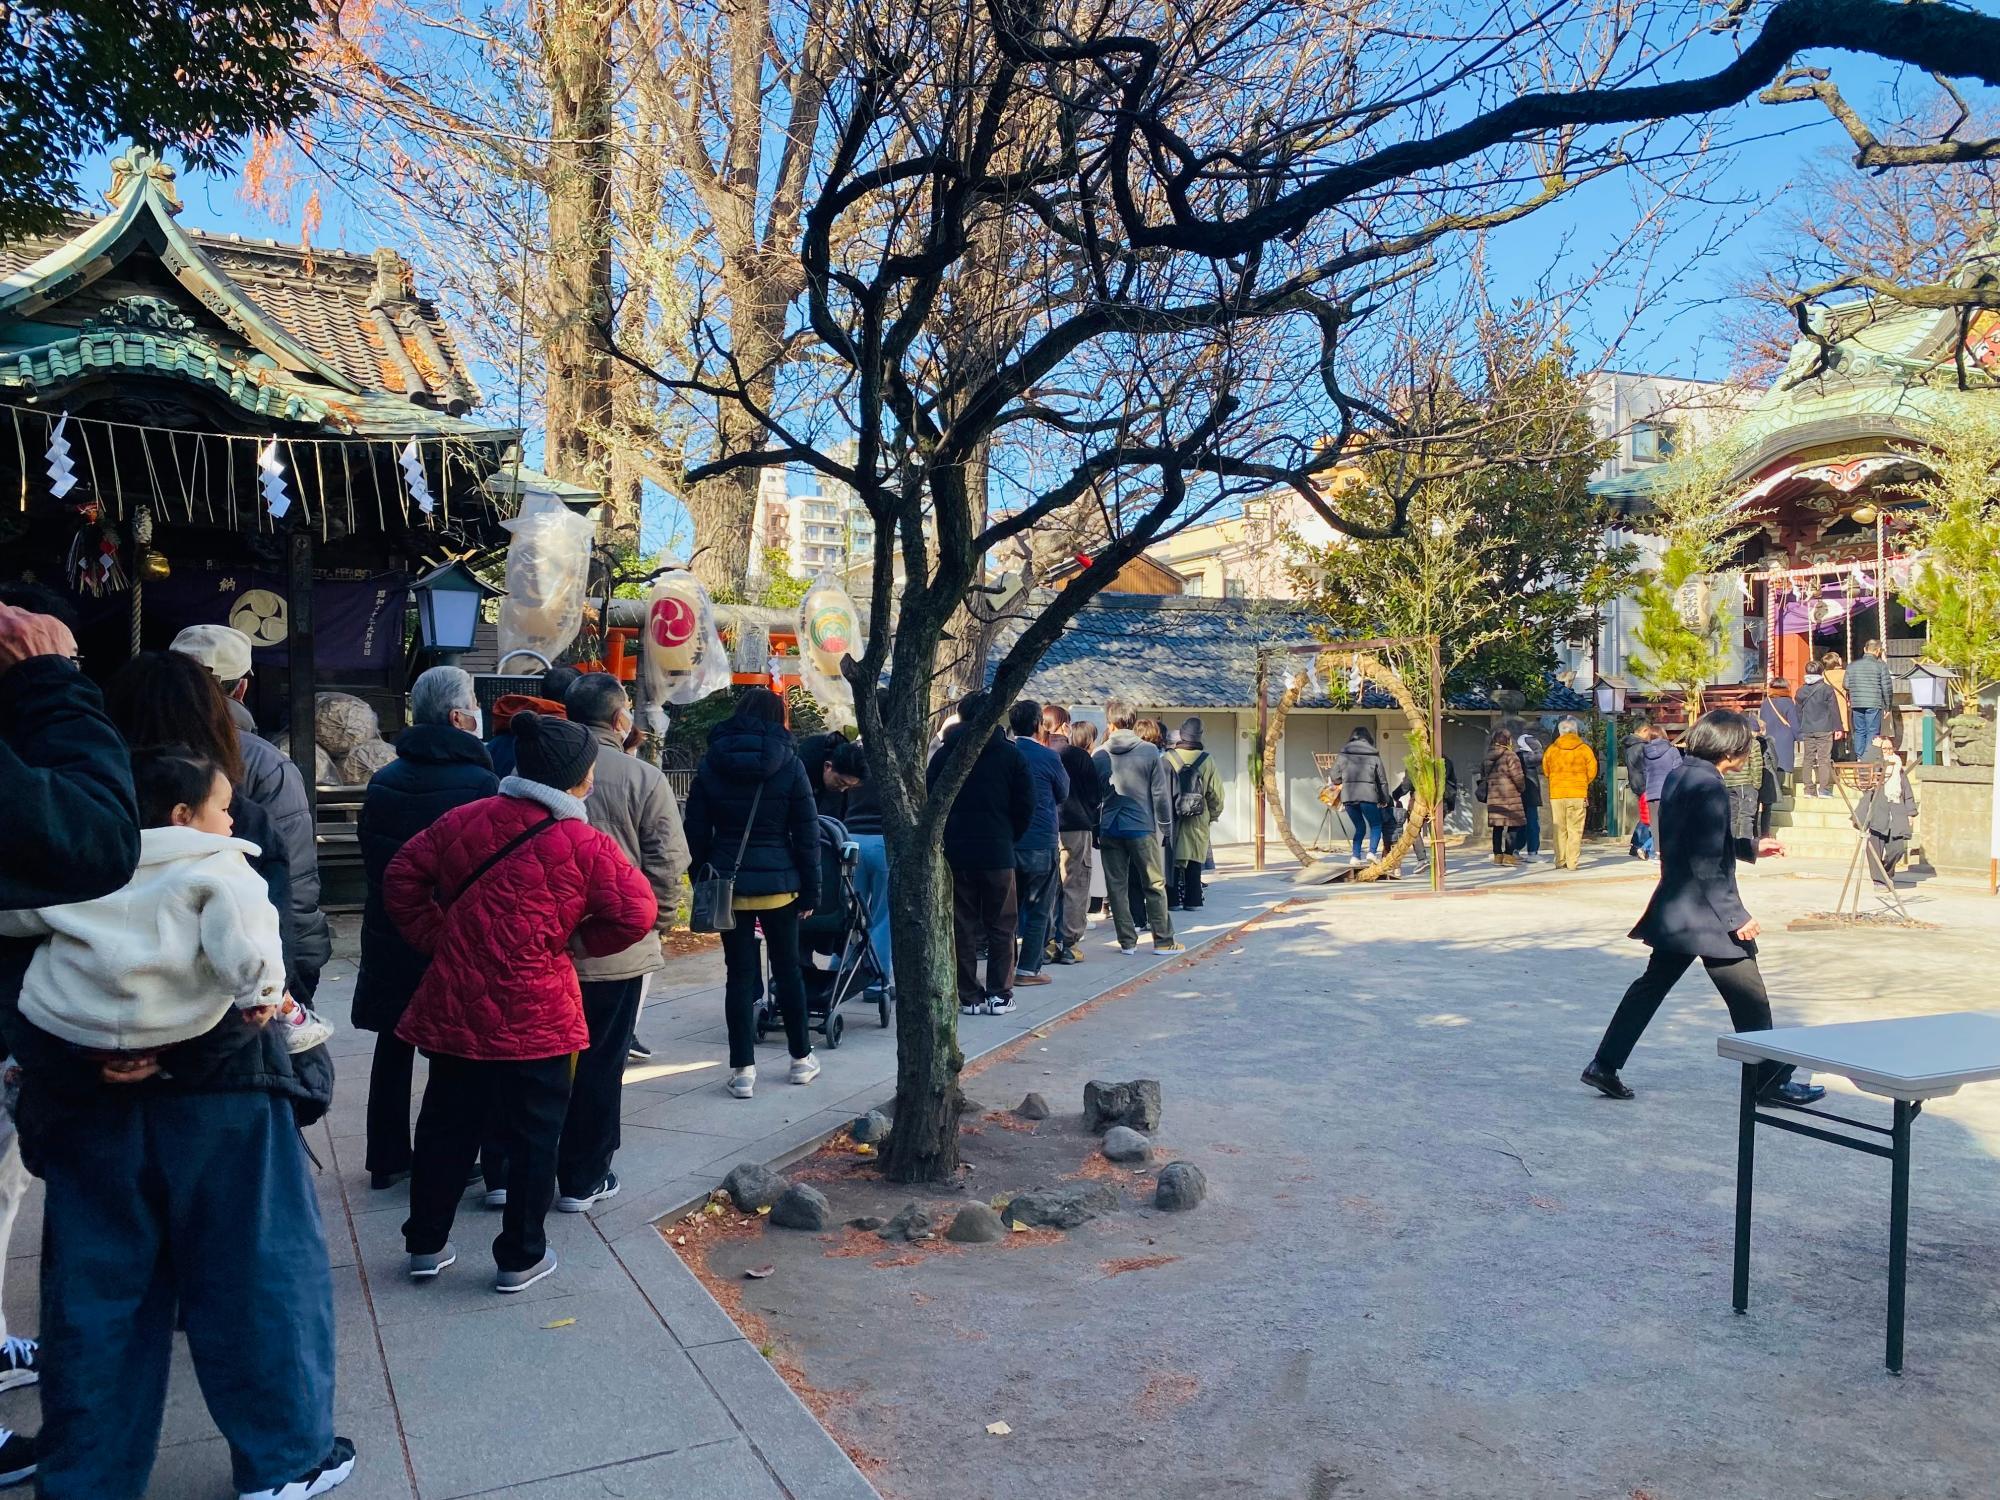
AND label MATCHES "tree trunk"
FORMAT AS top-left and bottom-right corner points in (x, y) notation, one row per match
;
(687, 465), (759, 598)
(688, 285), (787, 596)
(933, 439), (993, 711)
(539, 0), (615, 496)
(879, 823), (963, 1183)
